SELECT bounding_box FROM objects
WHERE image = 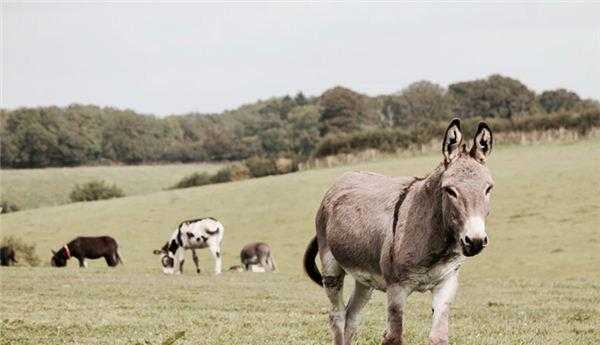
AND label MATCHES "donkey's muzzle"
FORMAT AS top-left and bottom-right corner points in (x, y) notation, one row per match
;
(461, 236), (488, 257)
